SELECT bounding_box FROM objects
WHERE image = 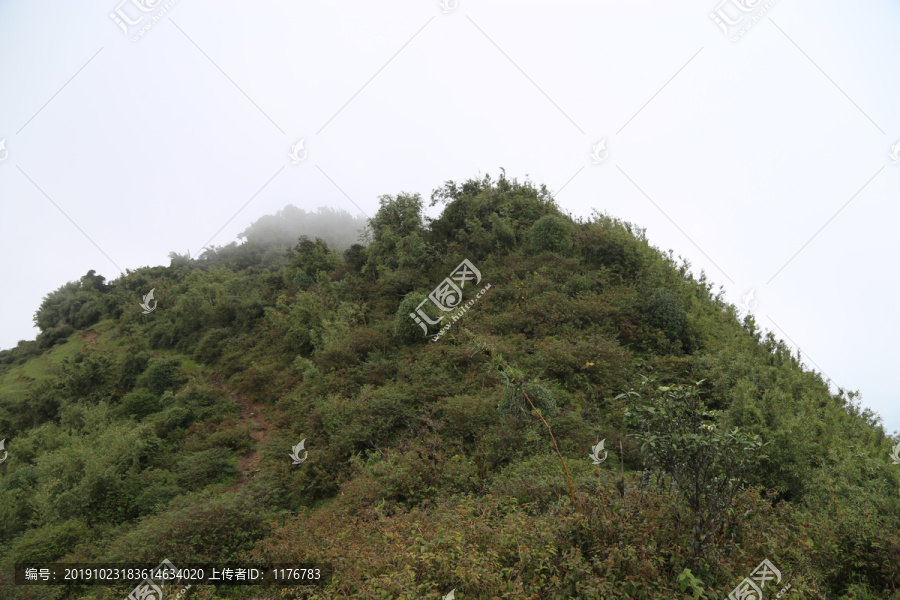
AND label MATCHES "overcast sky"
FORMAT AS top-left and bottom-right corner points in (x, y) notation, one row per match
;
(1, 0), (898, 434)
